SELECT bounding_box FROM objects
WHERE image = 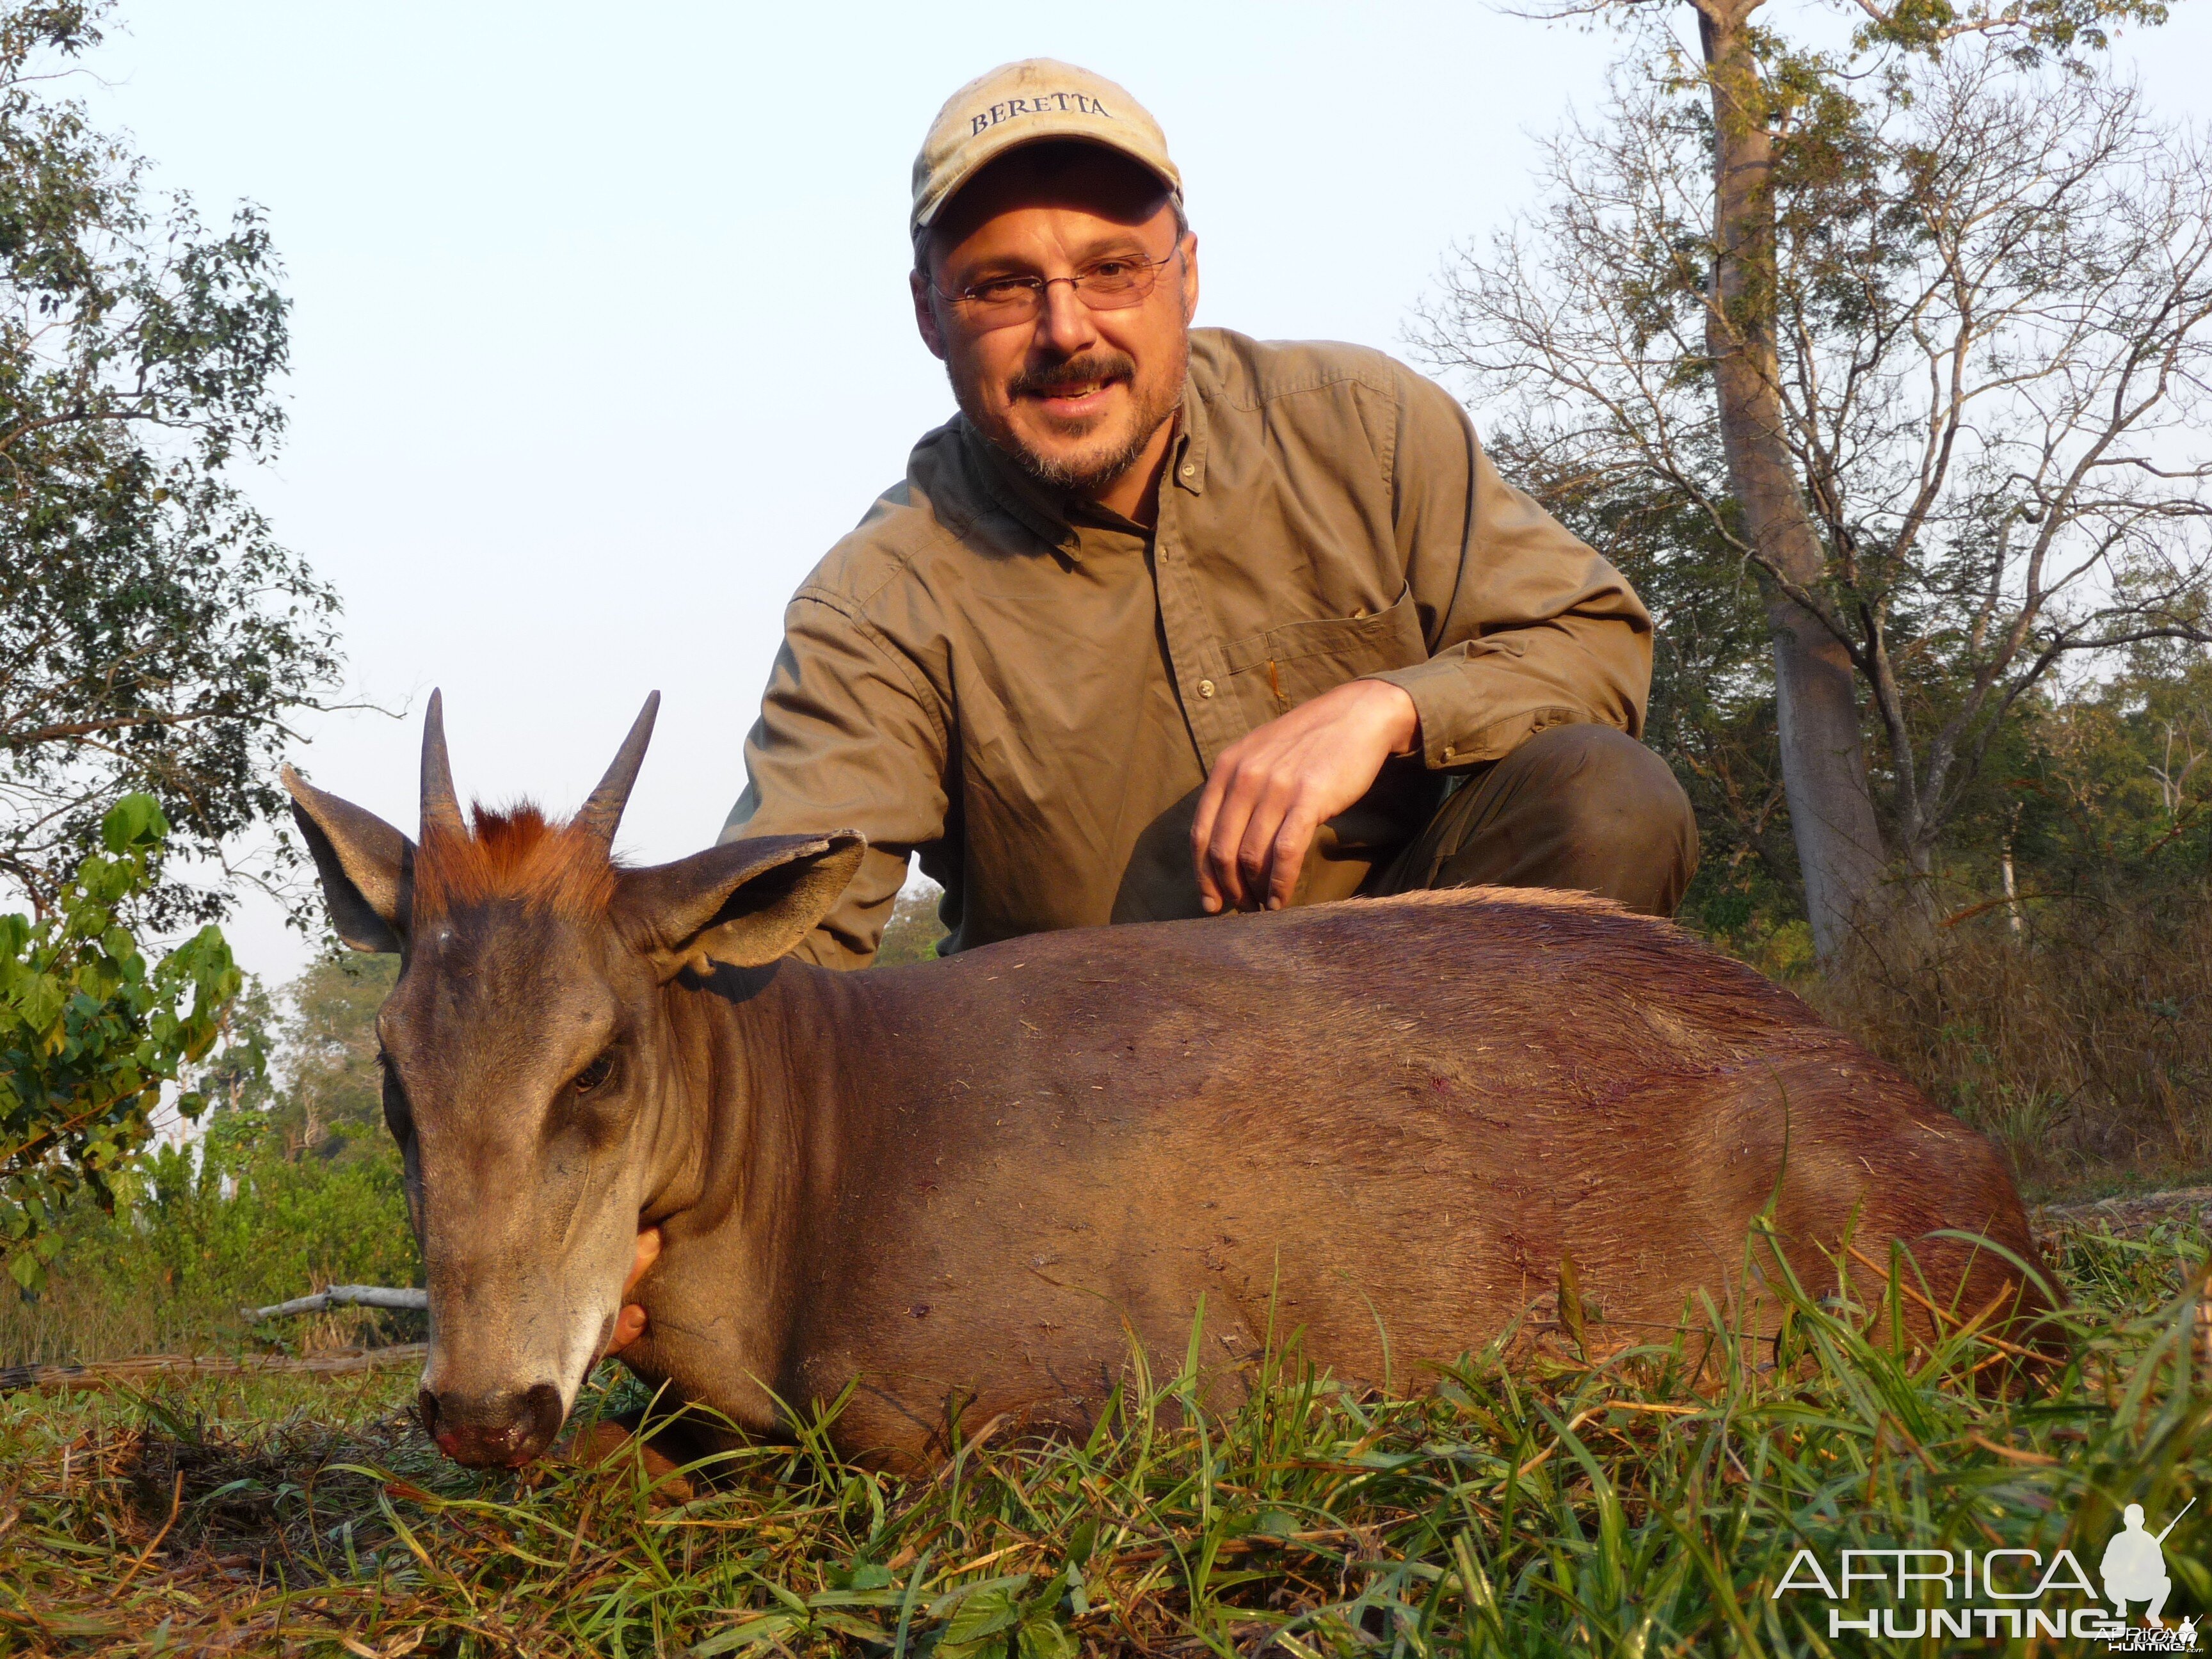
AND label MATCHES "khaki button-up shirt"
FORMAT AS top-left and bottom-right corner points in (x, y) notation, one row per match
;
(723, 330), (1651, 968)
